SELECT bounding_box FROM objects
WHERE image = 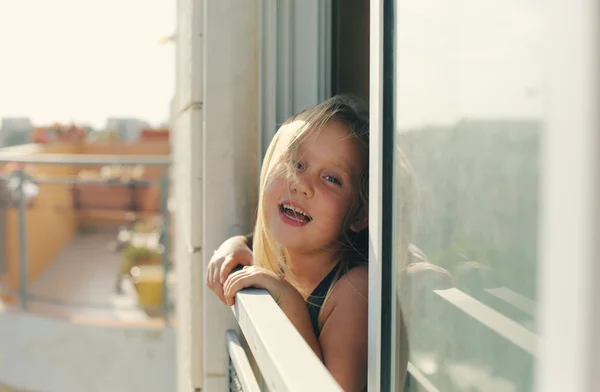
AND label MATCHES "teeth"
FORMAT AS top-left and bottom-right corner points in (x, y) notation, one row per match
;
(287, 215), (305, 223)
(282, 203), (309, 218)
